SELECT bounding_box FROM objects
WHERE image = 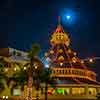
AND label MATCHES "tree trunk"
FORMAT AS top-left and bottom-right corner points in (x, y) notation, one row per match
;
(21, 86), (24, 99)
(27, 59), (33, 100)
(45, 82), (48, 100)
(27, 76), (33, 100)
